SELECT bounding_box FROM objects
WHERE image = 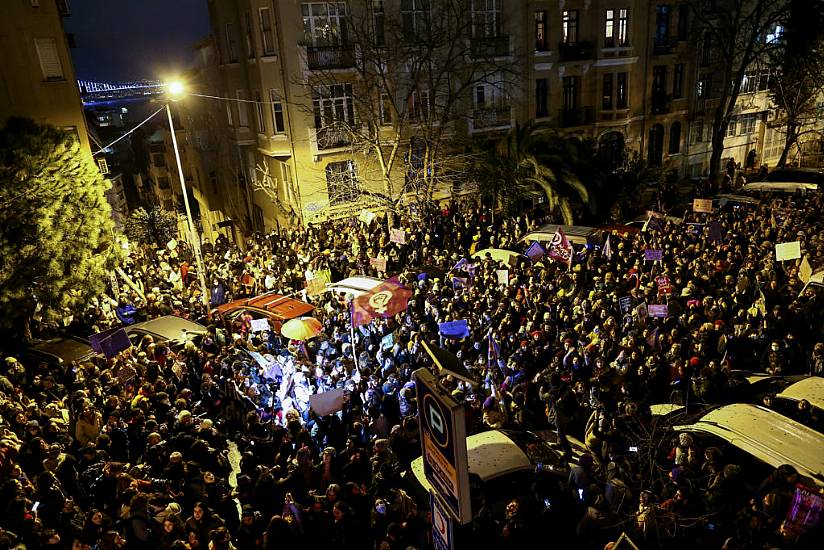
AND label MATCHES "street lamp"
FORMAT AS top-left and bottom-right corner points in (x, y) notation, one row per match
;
(165, 81), (210, 310)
